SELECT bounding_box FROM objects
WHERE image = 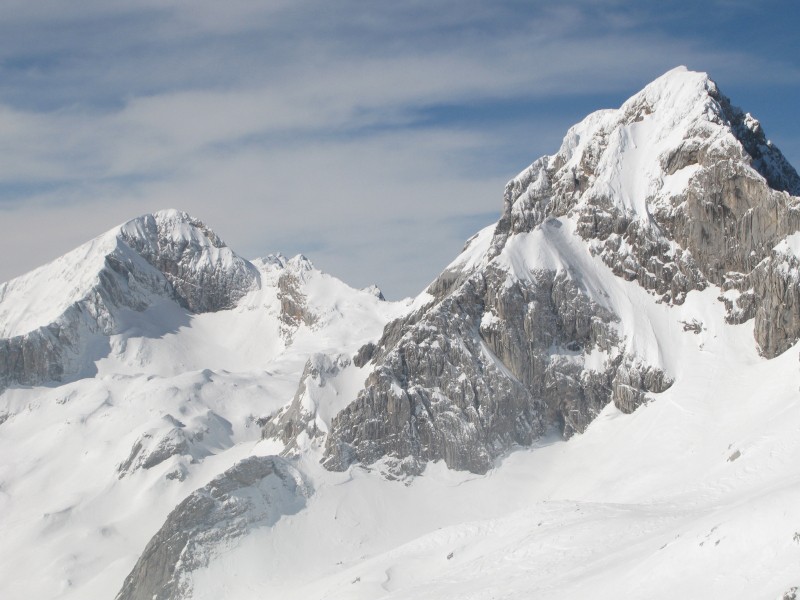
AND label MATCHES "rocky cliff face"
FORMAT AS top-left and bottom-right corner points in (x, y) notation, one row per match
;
(3, 69), (799, 483)
(262, 352), (351, 452)
(118, 210), (259, 313)
(495, 69), (800, 305)
(322, 67), (800, 475)
(323, 236), (672, 475)
(742, 233), (800, 358)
